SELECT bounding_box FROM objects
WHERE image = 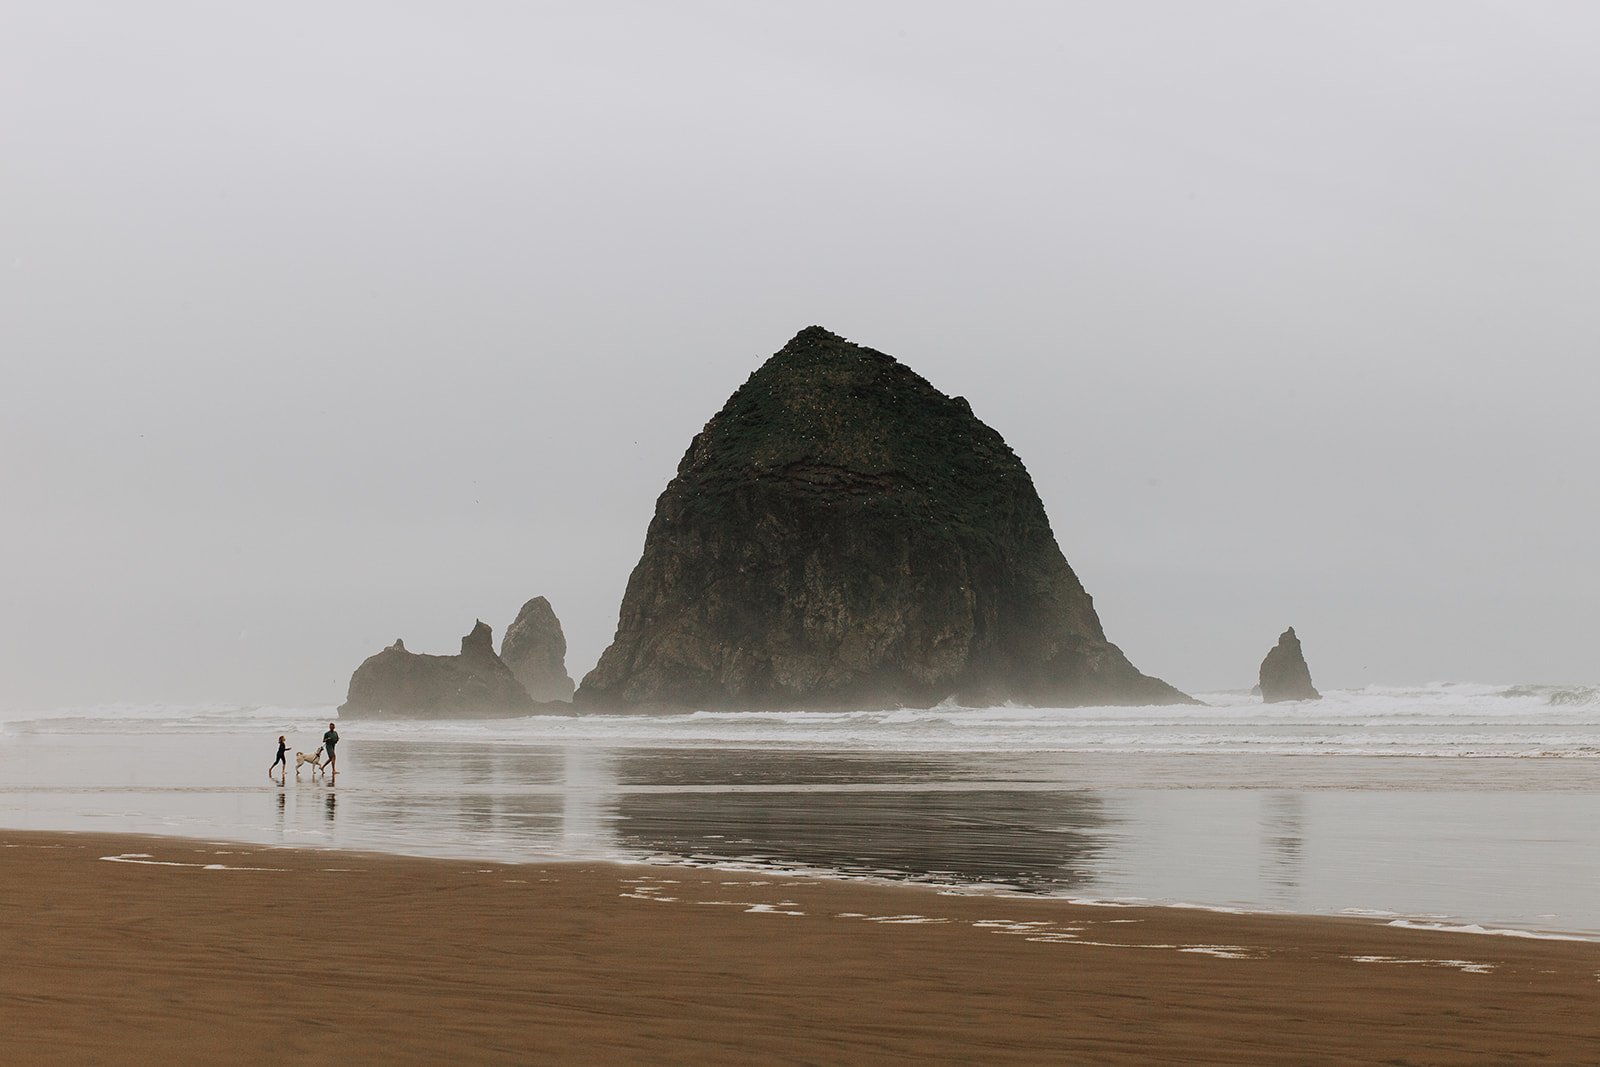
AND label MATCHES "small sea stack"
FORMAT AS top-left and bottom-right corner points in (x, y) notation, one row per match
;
(339, 620), (539, 719)
(501, 596), (576, 702)
(1258, 627), (1321, 703)
(578, 326), (1191, 712)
